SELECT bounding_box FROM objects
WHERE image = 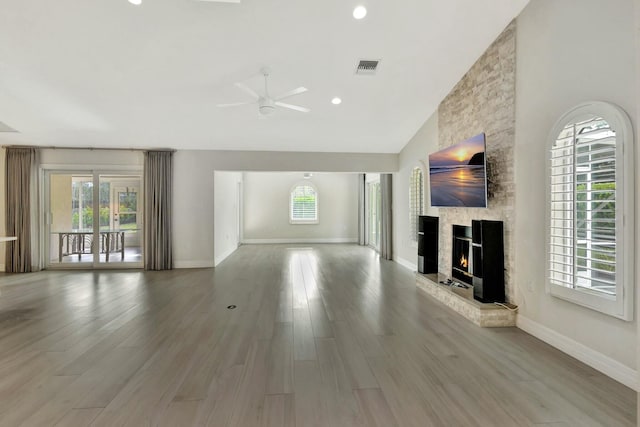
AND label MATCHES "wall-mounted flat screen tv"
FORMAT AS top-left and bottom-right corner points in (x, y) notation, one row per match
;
(428, 133), (488, 208)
